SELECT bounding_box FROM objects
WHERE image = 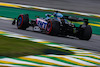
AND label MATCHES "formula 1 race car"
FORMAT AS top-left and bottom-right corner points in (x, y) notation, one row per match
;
(12, 13), (92, 40)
